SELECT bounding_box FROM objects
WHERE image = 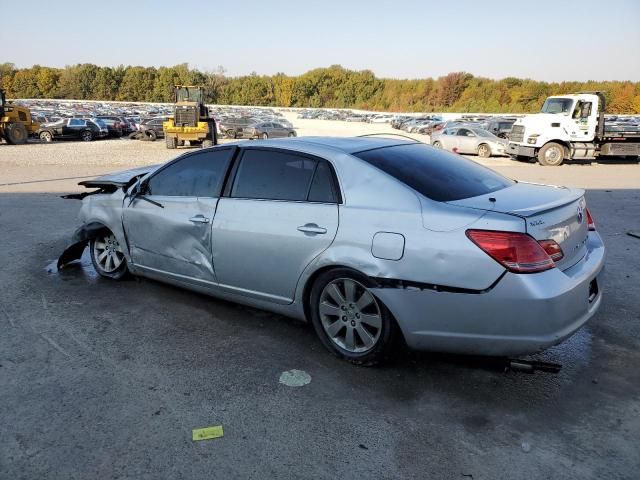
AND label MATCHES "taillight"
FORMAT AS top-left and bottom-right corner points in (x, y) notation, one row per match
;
(466, 230), (556, 273)
(586, 208), (596, 231)
(538, 239), (564, 261)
